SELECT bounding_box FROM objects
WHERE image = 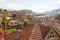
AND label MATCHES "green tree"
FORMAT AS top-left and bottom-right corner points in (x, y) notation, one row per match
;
(0, 9), (2, 11)
(2, 10), (9, 30)
(24, 18), (31, 27)
(55, 14), (60, 23)
(0, 9), (2, 13)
